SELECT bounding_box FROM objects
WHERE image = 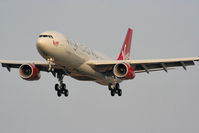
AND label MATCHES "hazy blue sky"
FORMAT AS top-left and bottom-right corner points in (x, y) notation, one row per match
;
(0, 0), (199, 133)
